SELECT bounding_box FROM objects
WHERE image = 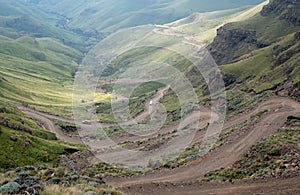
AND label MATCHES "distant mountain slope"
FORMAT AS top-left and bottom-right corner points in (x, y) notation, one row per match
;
(208, 0), (300, 98)
(0, 1), (88, 116)
(32, 0), (265, 33)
